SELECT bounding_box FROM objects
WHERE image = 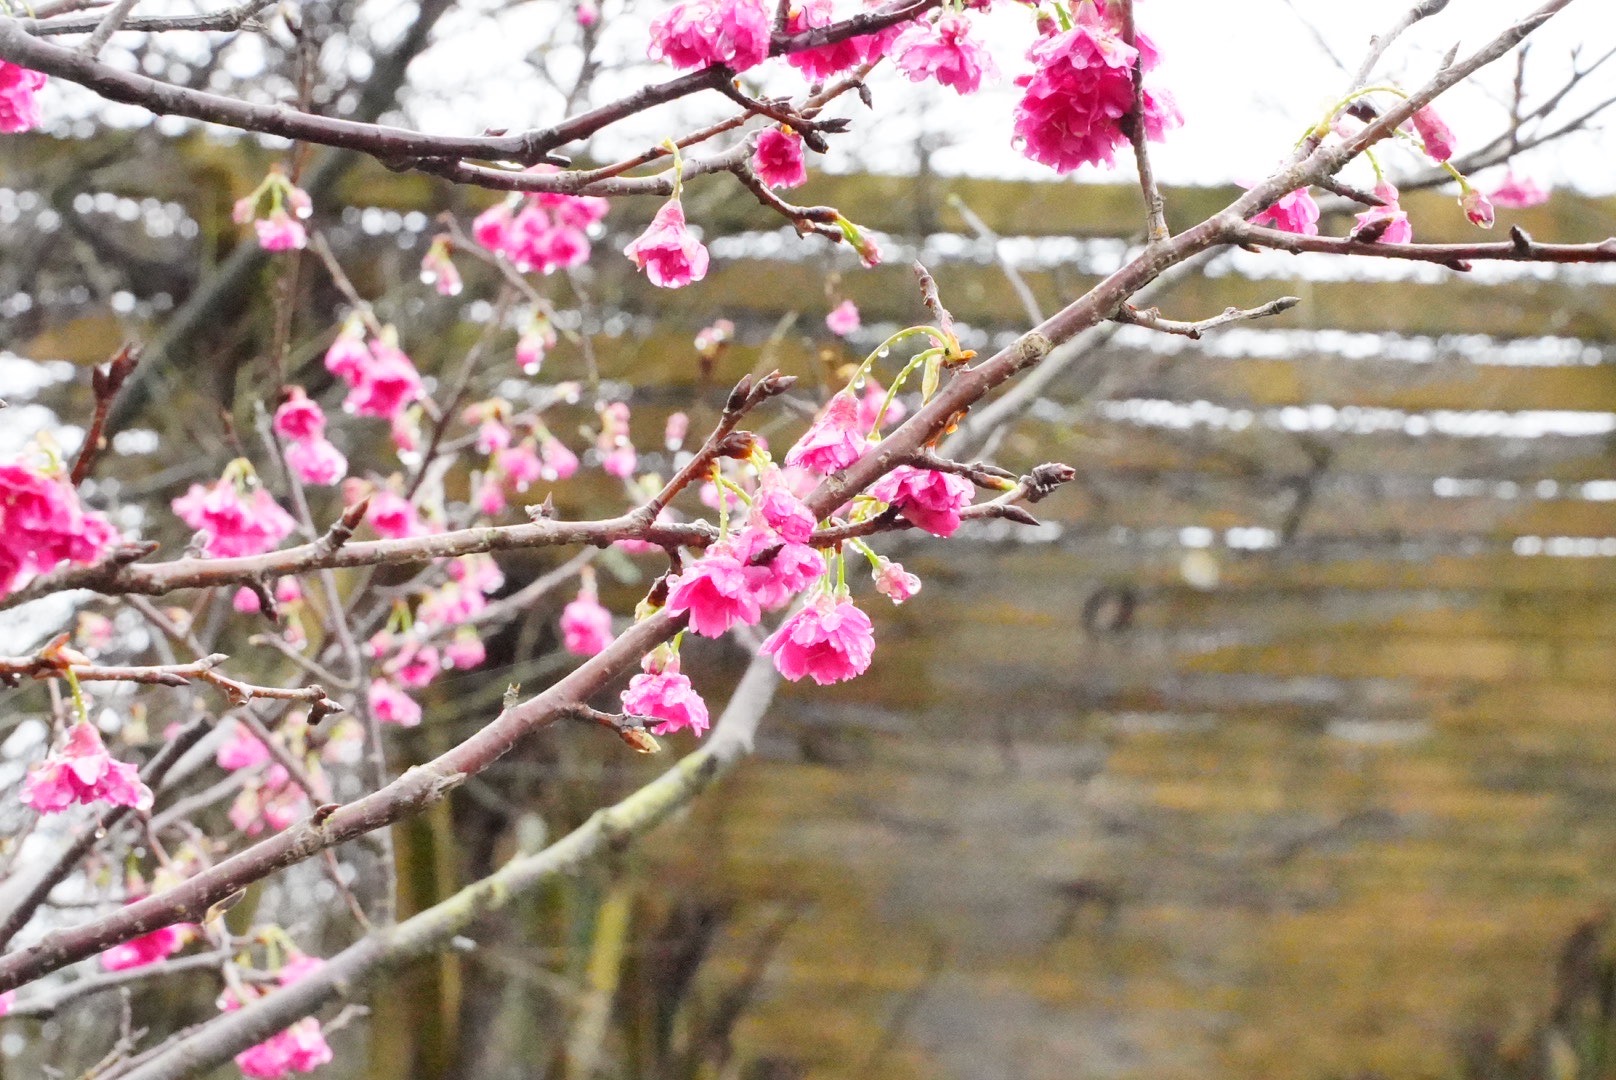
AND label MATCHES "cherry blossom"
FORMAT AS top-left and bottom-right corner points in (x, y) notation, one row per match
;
(368, 678), (423, 727)
(621, 655), (710, 737)
(624, 199), (710, 288)
(0, 461), (121, 597)
(868, 465), (975, 536)
(0, 61), (47, 133)
(1352, 182), (1414, 244)
(665, 549), (762, 637)
(561, 593), (615, 655)
(873, 556), (921, 603)
(648, 0), (771, 72)
(893, 14), (998, 95)
(826, 300), (861, 336)
(1409, 105), (1455, 161)
(172, 471), (297, 558)
(784, 392), (866, 474)
(1251, 188), (1320, 236)
(754, 127), (808, 188)
(21, 722), (153, 814)
(1490, 171), (1550, 209)
(760, 591), (876, 685)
